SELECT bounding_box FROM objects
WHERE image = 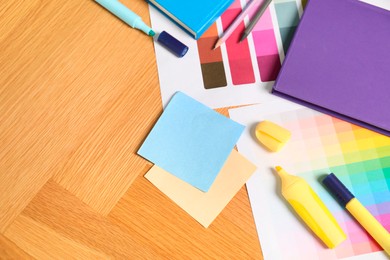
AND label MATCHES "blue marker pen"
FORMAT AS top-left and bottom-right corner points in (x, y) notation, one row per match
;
(95, 0), (155, 37)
